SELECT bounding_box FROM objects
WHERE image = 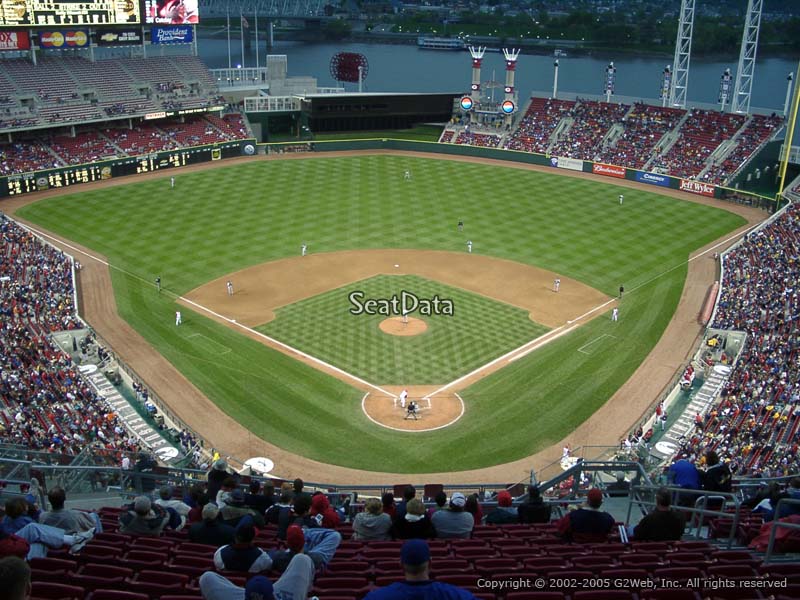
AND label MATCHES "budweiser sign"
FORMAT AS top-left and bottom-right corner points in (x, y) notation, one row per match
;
(593, 163), (626, 178)
(0, 31), (30, 51)
(680, 179), (715, 197)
